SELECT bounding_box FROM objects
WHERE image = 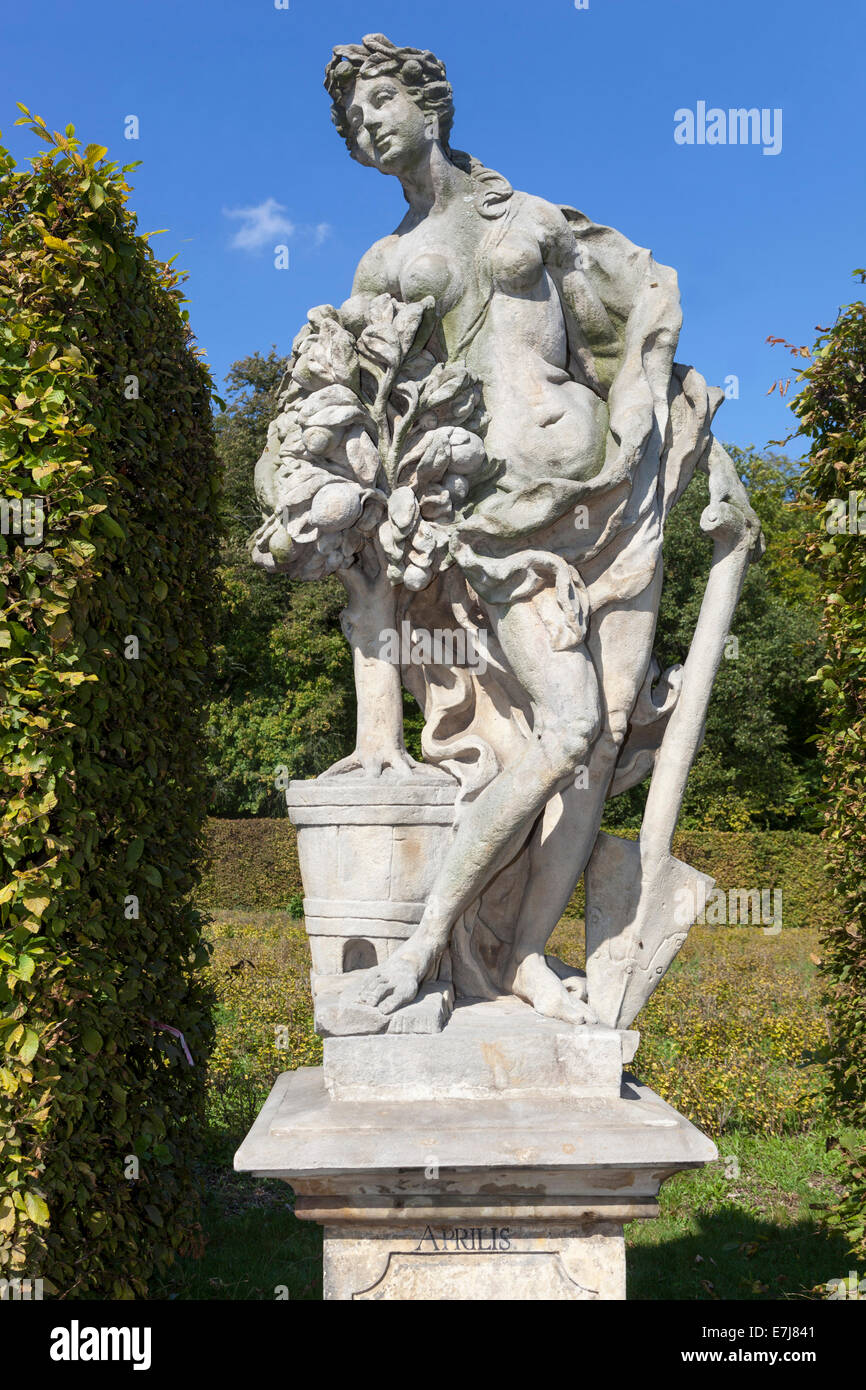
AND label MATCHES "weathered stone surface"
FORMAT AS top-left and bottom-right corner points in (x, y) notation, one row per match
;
(235, 1067), (716, 1182)
(323, 995), (637, 1101)
(233, 30), (743, 1298)
(249, 32), (763, 1042)
(288, 778), (457, 986)
(313, 975), (454, 1038)
(234, 1067), (717, 1301)
(324, 1224), (626, 1301)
